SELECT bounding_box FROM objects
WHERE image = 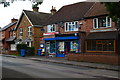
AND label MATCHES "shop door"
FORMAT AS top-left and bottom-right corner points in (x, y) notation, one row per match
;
(45, 42), (50, 56)
(65, 41), (70, 55)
